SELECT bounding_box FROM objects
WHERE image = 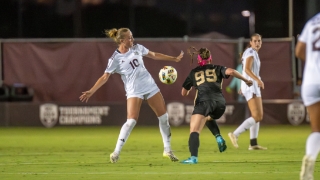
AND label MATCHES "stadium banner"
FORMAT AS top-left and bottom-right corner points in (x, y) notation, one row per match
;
(0, 100), (309, 127)
(2, 40), (292, 104)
